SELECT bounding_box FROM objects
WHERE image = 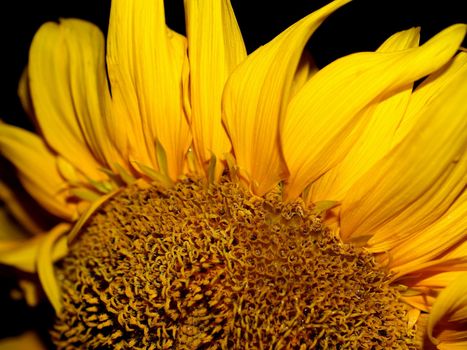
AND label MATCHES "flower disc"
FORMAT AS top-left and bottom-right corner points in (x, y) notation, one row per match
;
(52, 178), (417, 349)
